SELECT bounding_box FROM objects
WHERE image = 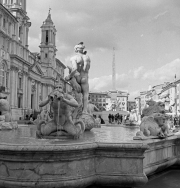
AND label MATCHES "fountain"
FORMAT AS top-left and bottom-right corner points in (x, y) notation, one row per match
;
(0, 44), (180, 188)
